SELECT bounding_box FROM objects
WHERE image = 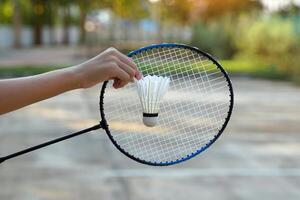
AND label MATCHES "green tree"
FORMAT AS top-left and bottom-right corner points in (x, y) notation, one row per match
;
(0, 0), (13, 24)
(0, 0), (30, 48)
(235, 16), (300, 81)
(29, 0), (54, 45)
(198, 0), (261, 21)
(110, 0), (147, 19)
(12, 0), (21, 48)
(161, 0), (195, 24)
(59, 0), (73, 45)
(79, 0), (147, 42)
(76, 0), (109, 44)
